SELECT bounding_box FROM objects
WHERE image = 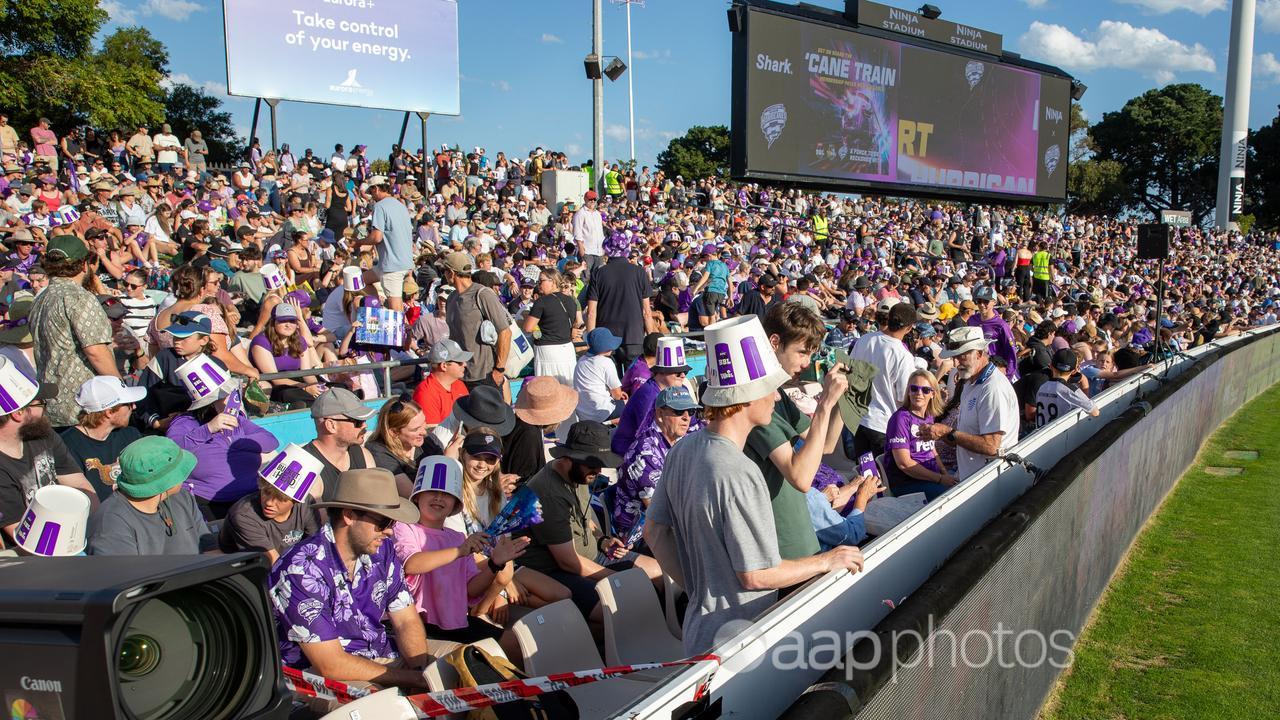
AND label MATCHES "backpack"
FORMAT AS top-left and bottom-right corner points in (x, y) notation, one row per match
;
(445, 644), (579, 720)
